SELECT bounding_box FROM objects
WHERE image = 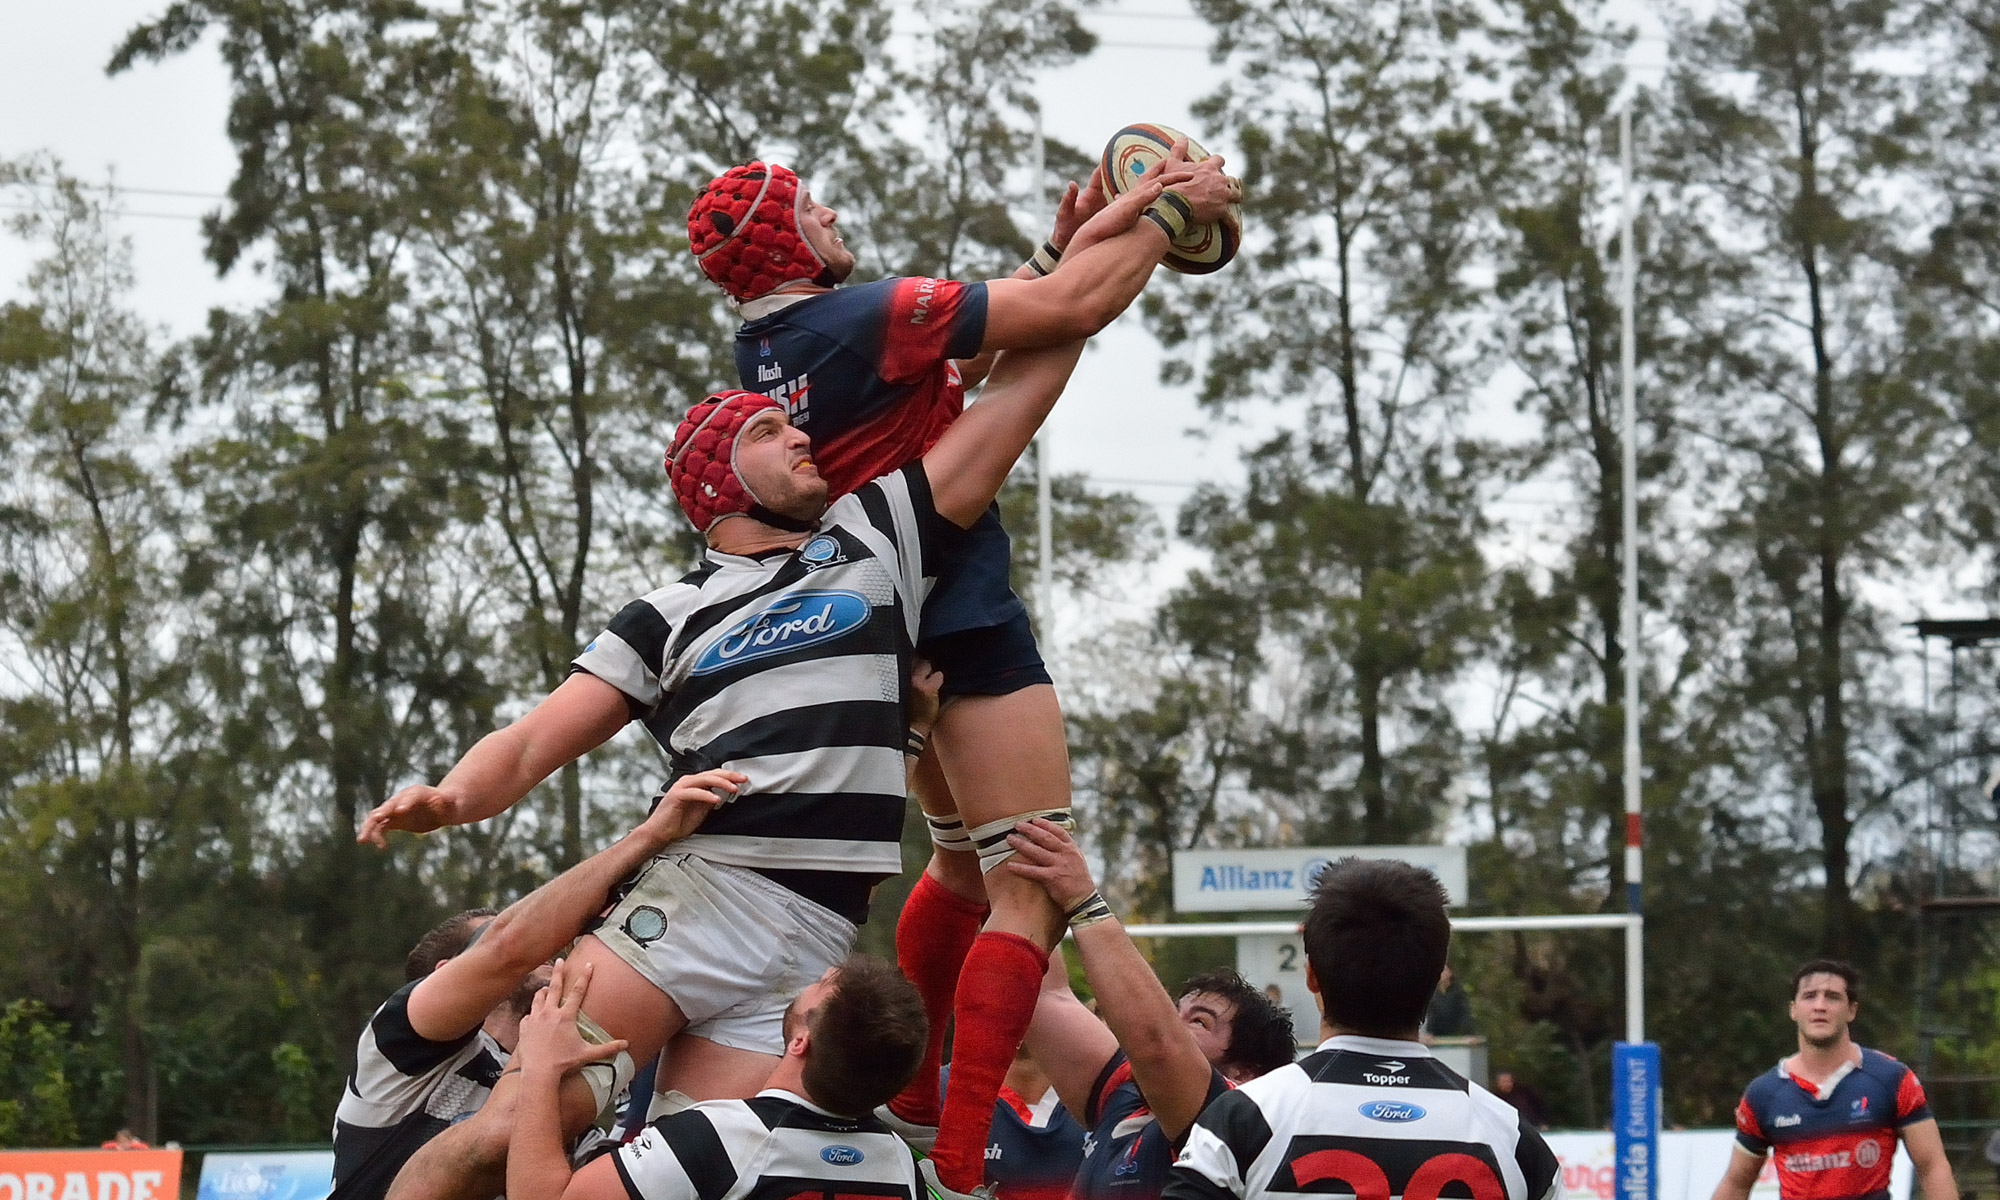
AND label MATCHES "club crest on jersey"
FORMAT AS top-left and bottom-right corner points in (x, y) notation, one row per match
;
(1359, 1101), (1427, 1123)
(692, 590), (870, 674)
(1856, 1140), (1881, 1168)
(821, 1146), (865, 1166)
(799, 535), (847, 569)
